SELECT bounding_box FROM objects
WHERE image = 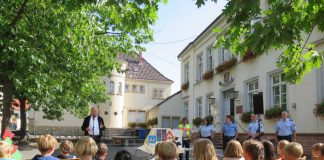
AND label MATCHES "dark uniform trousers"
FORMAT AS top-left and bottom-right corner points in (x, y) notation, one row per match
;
(277, 135), (292, 142)
(179, 138), (190, 160)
